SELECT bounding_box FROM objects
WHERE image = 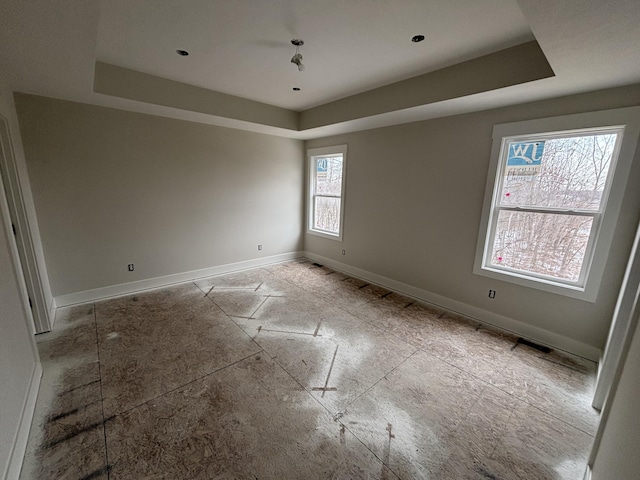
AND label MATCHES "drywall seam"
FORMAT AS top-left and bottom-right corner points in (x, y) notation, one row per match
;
(4, 361), (42, 480)
(304, 251), (601, 361)
(54, 252), (304, 307)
